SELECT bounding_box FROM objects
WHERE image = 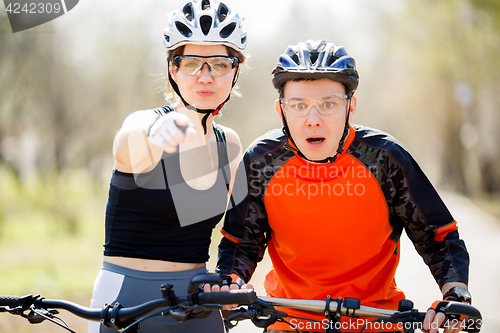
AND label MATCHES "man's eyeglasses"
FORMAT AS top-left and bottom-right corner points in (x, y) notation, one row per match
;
(279, 94), (349, 116)
(172, 55), (239, 76)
